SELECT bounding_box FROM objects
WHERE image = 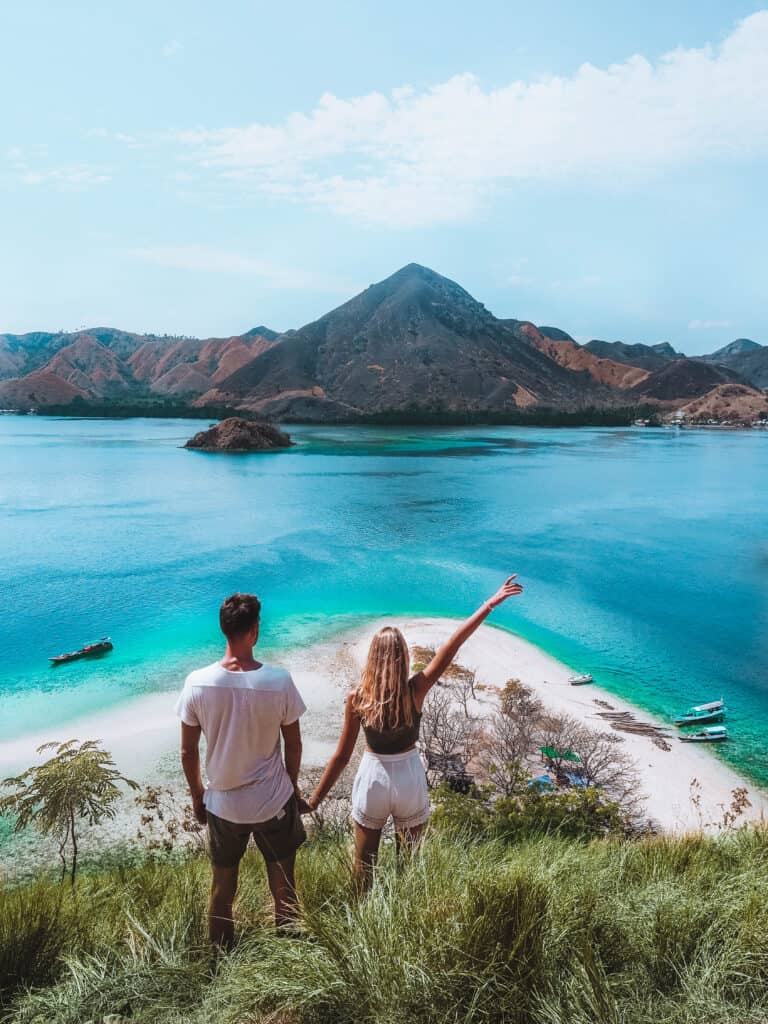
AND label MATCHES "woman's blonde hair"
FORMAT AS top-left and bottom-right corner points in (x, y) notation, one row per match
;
(352, 626), (414, 731)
